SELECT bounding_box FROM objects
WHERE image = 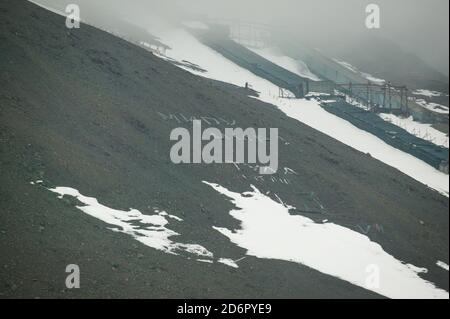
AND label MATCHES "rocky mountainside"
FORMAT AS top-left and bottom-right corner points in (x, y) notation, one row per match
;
(0, 0), (448, 298)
